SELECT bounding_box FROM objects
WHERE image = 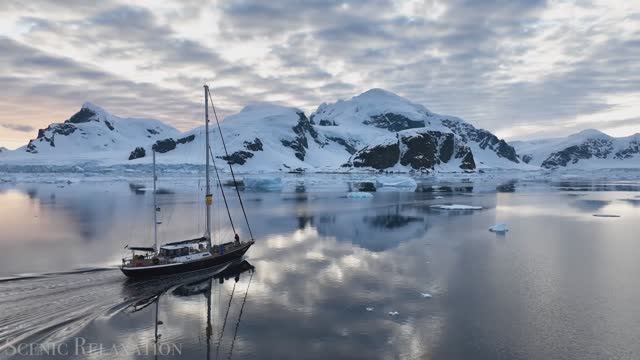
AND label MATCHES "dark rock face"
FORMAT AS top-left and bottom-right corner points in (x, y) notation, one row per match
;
(281, 112), (320, 161)
(26, 142), (38, 153)
(326, 136), (357, 154)
(351, 142), (400, 169)
(399, 132), (443, 169)
(521, 154), (532, 164)
(349, 130), (477, 171)
(319, 119), (337, 126)
(66, 108), (96, 124)
(176, 134), (195, 144)
(281, 139), (306, 161)
(147, 128), (160, 135)
(152, 138), (177, 153)
(441, 118), (519, 163)
(26, 123), (78, 152)
(460, 151), (476, 170)
(53, 123), (77, 136)
(363, 113), (425, 132)
(104, 120), (114, 131)
(221, 150), (254, 165)
(244, 138), (263, 151)
(129, 147), (146, 160)
(614, 139), (640, 159)
(541, 139), (612, 168)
